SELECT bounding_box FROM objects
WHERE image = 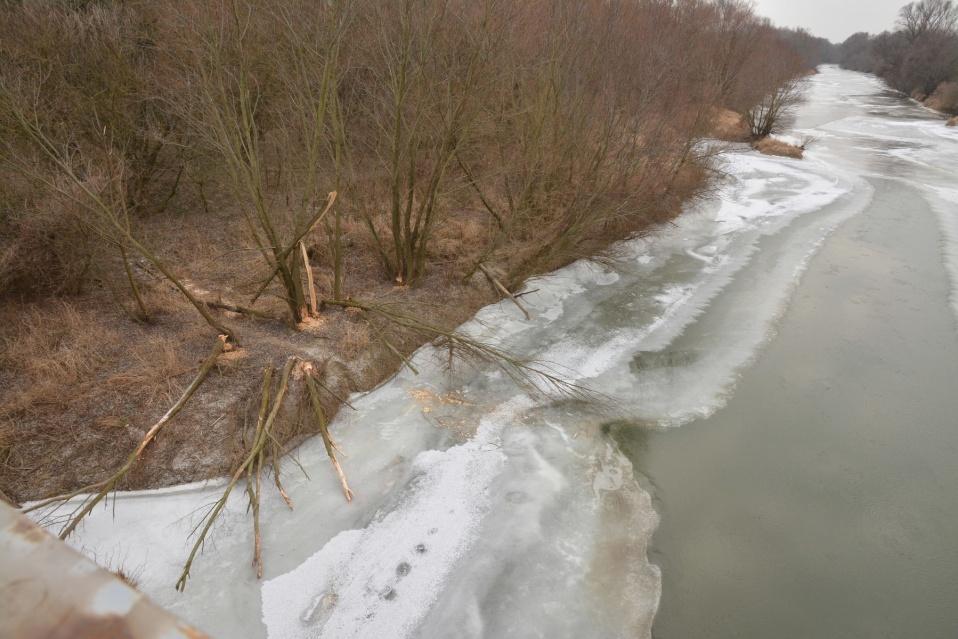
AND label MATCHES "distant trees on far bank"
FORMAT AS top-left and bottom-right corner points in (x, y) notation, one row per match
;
(840, 0), (958, 114)
(776, 27), (839, 70)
